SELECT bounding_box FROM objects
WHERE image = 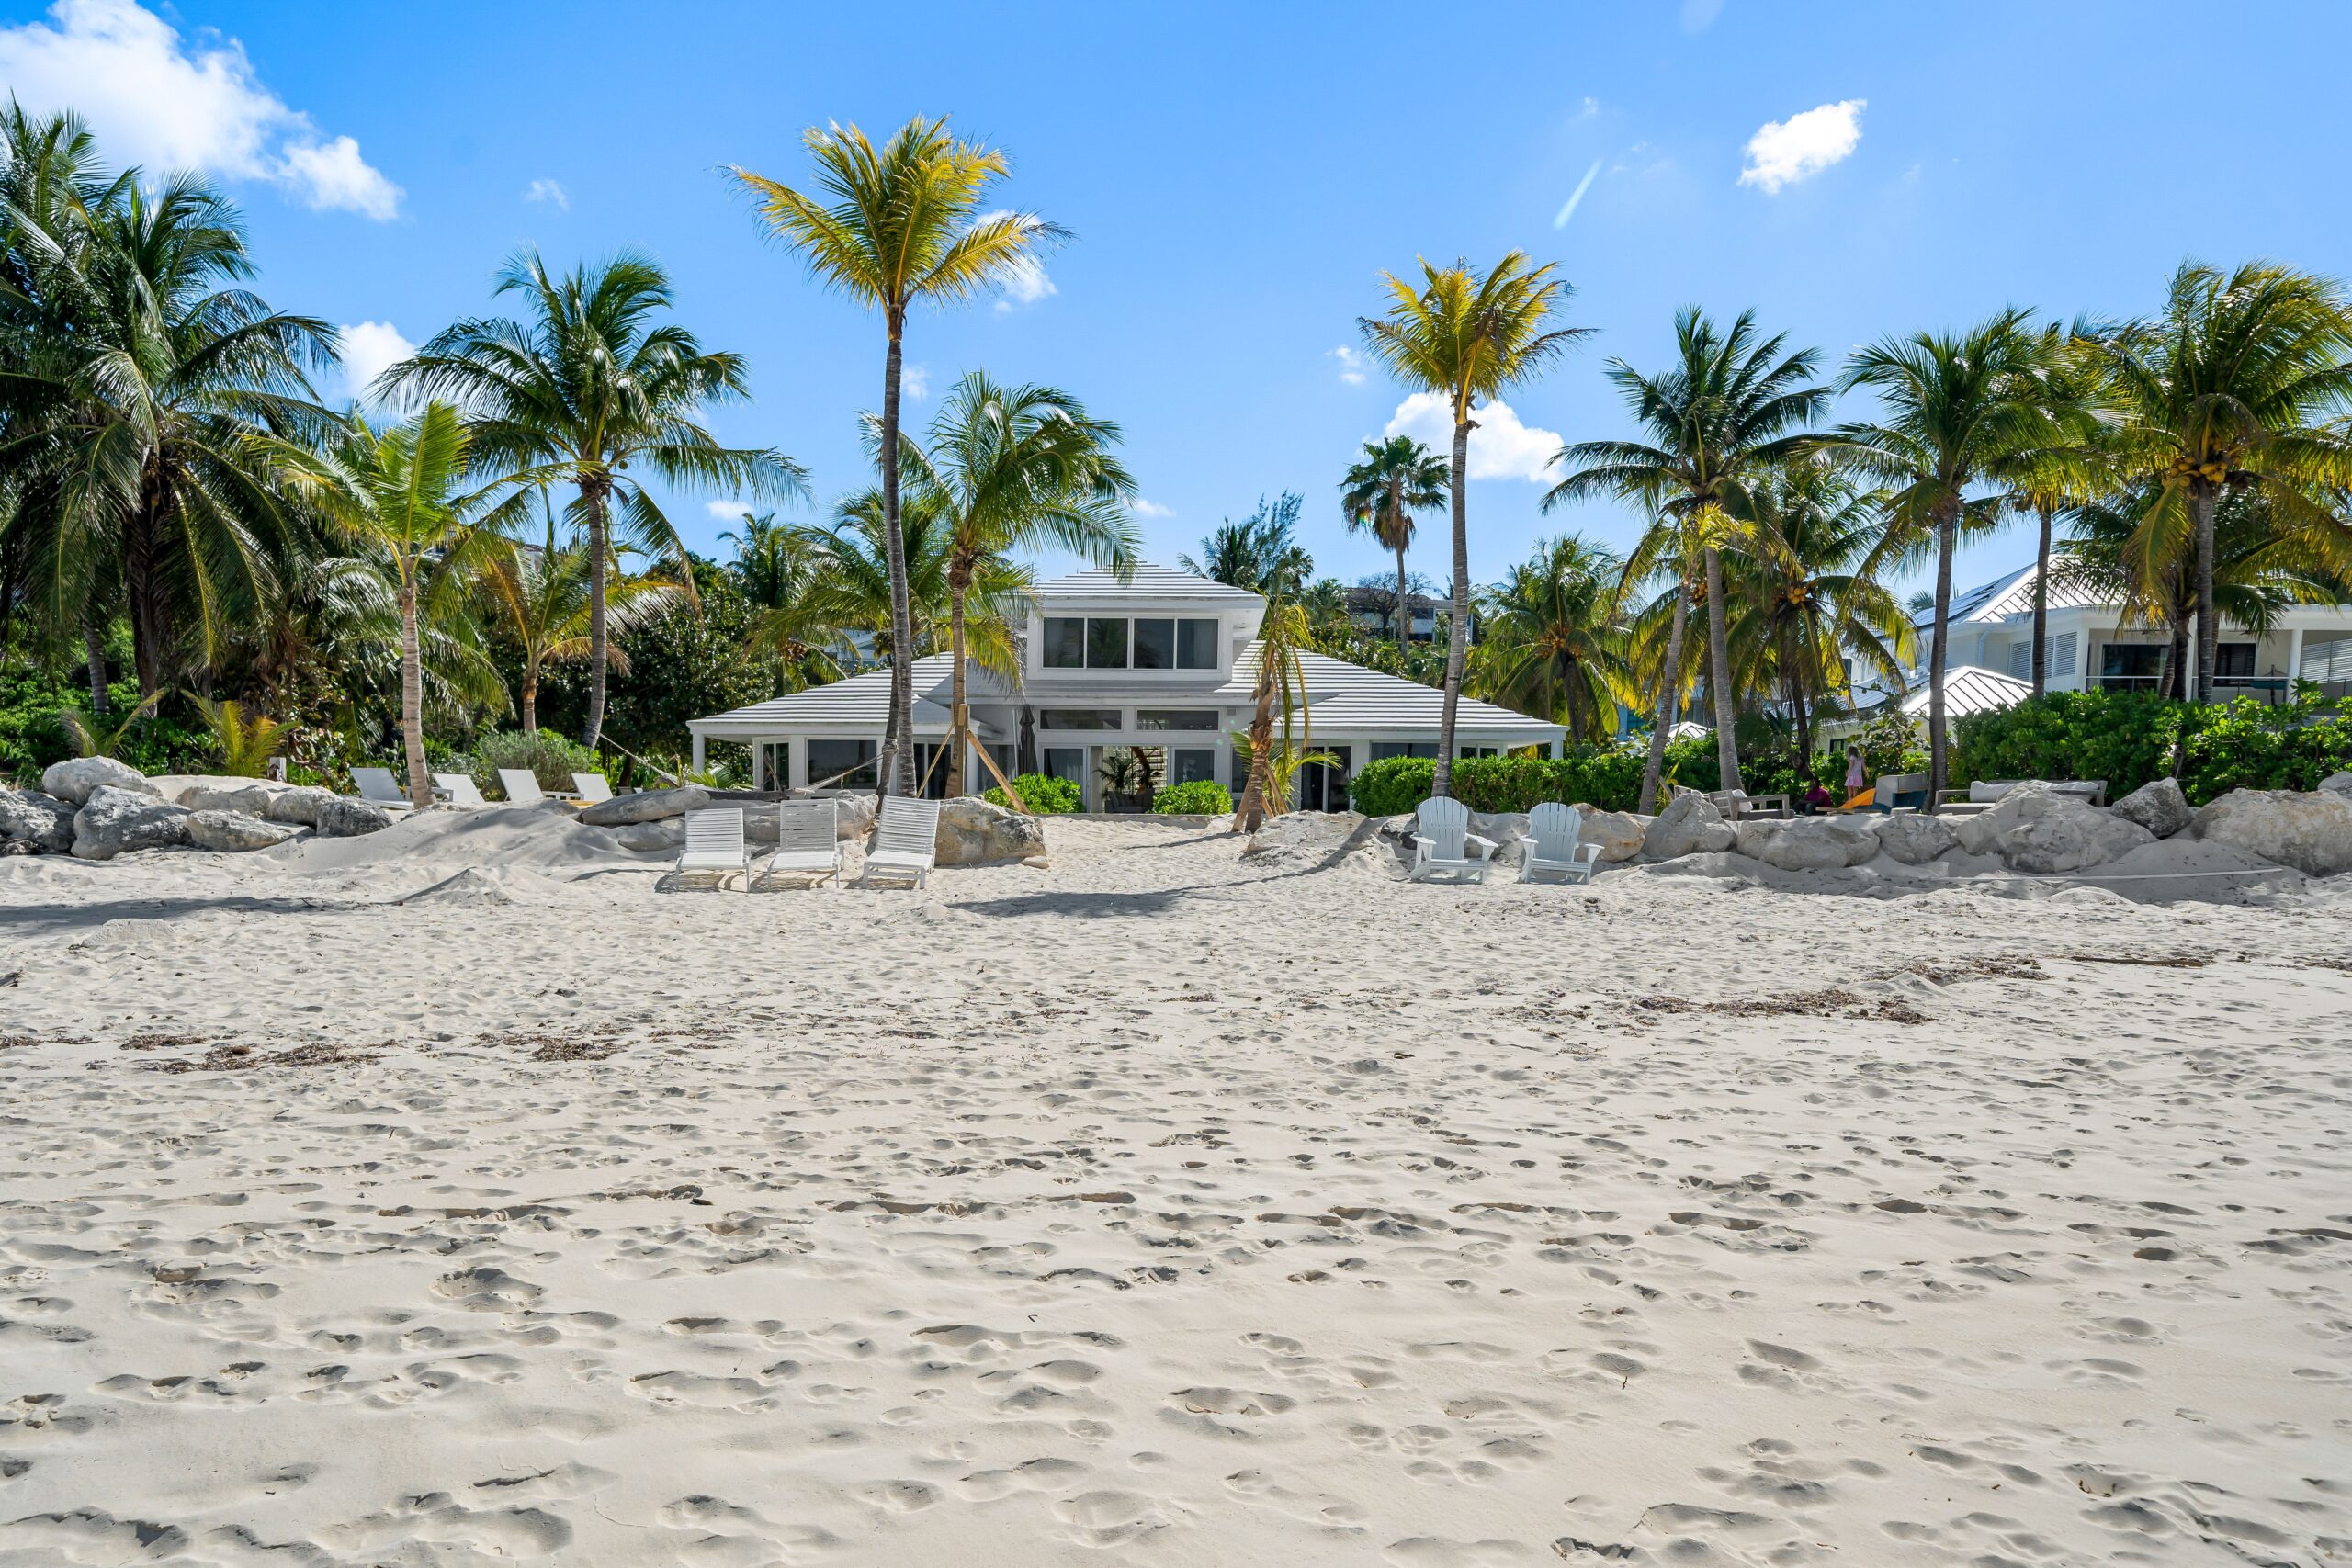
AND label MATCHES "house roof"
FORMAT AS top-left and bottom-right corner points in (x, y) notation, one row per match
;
(1216, 647), (1565, 739)
(1896, 663), (2032, 719)
(1924, 561), (2111, 629)
(691, 655), (1015, 735)
(1035, 562), (1266, 605)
